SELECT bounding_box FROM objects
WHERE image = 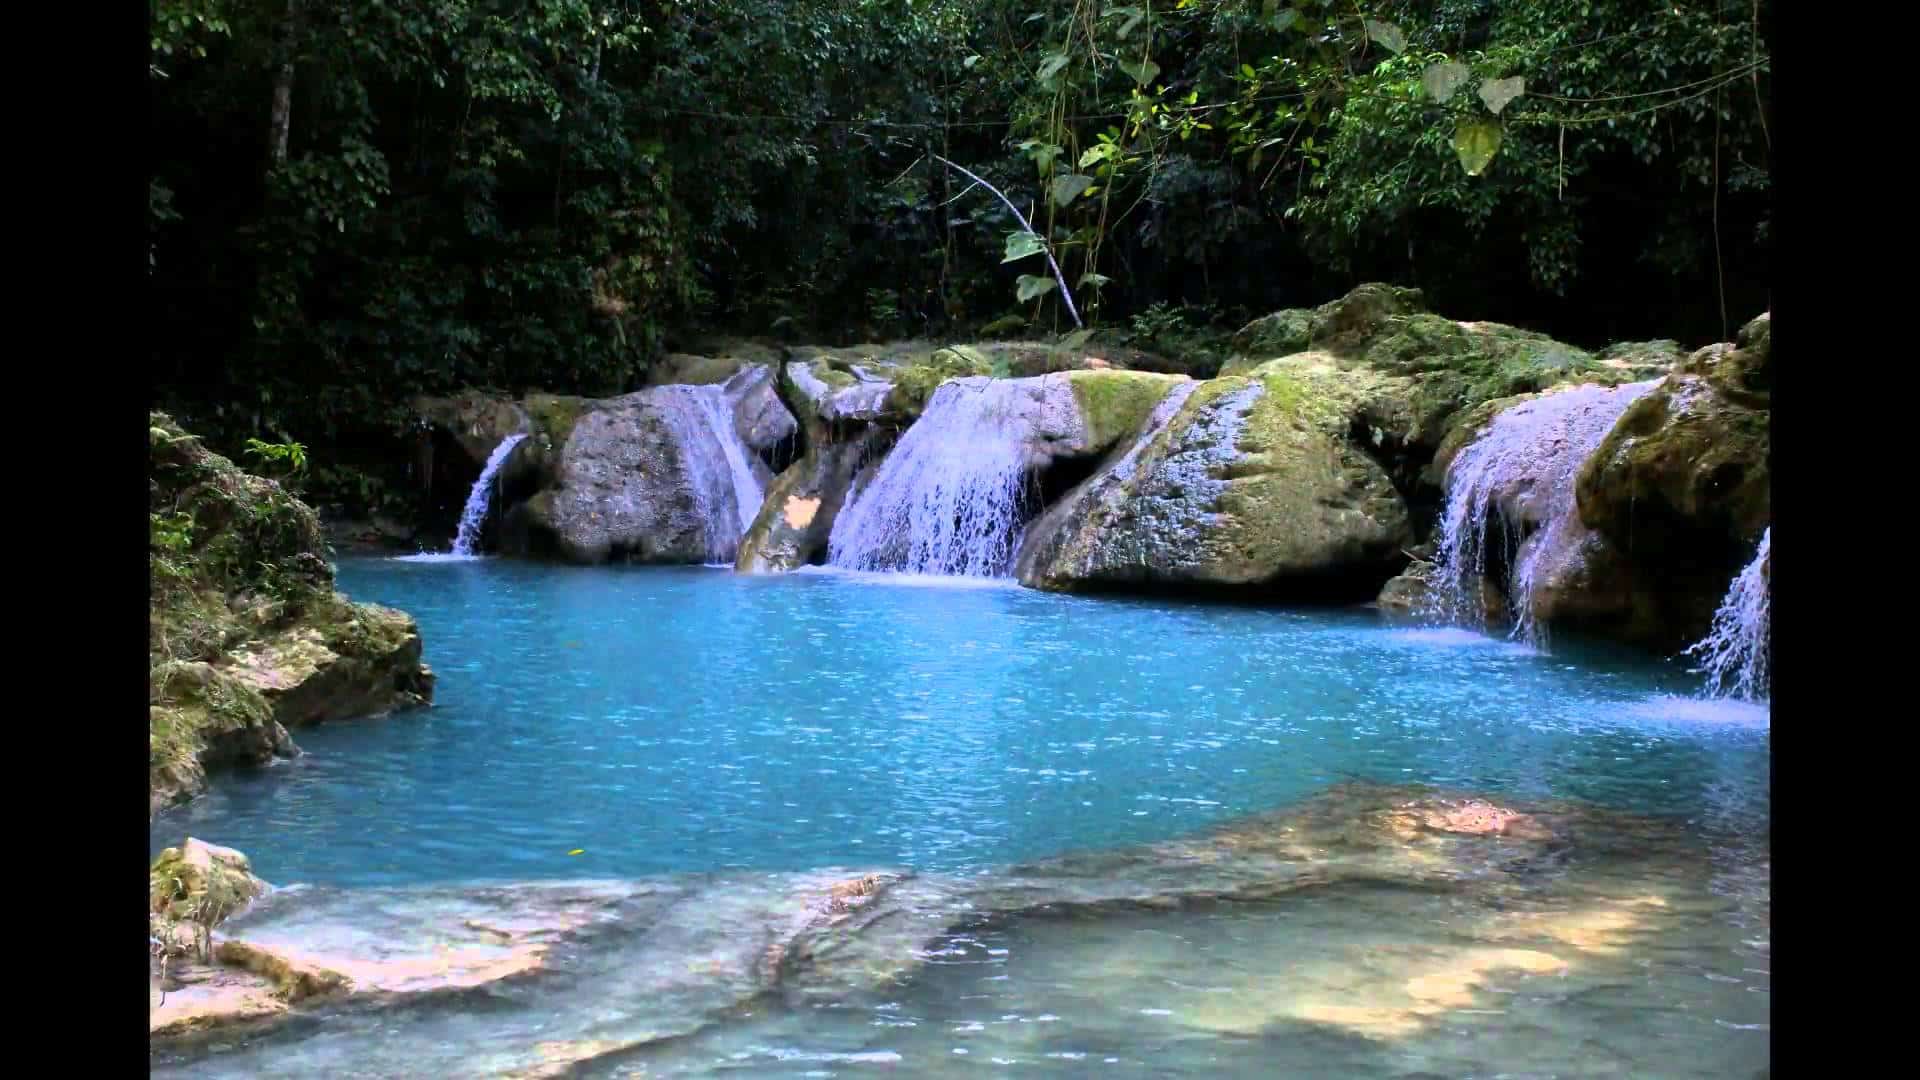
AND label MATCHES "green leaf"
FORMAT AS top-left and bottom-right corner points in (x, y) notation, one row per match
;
(1422, 61), (1471, 104)
(1478, 76), (1525, 115)
(1058, 328), (1095, 351)
(1240, 63), (1257, 80)
(1080, 143), (1119, 168)
(1016, 274), (1059, 303)
(963, 54), (982, 70)
(1050, 173), (1095, 207)
(1270, 8), (1300, 33)
(1078, 271), (1112, 288)
(1364, 19), (1406, 54)
(1453, 118), (1503, 177)
(1038, 52), (1070, 82)
(1003, 231), (1048, 263)
(1118, 58), (1160, 86)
